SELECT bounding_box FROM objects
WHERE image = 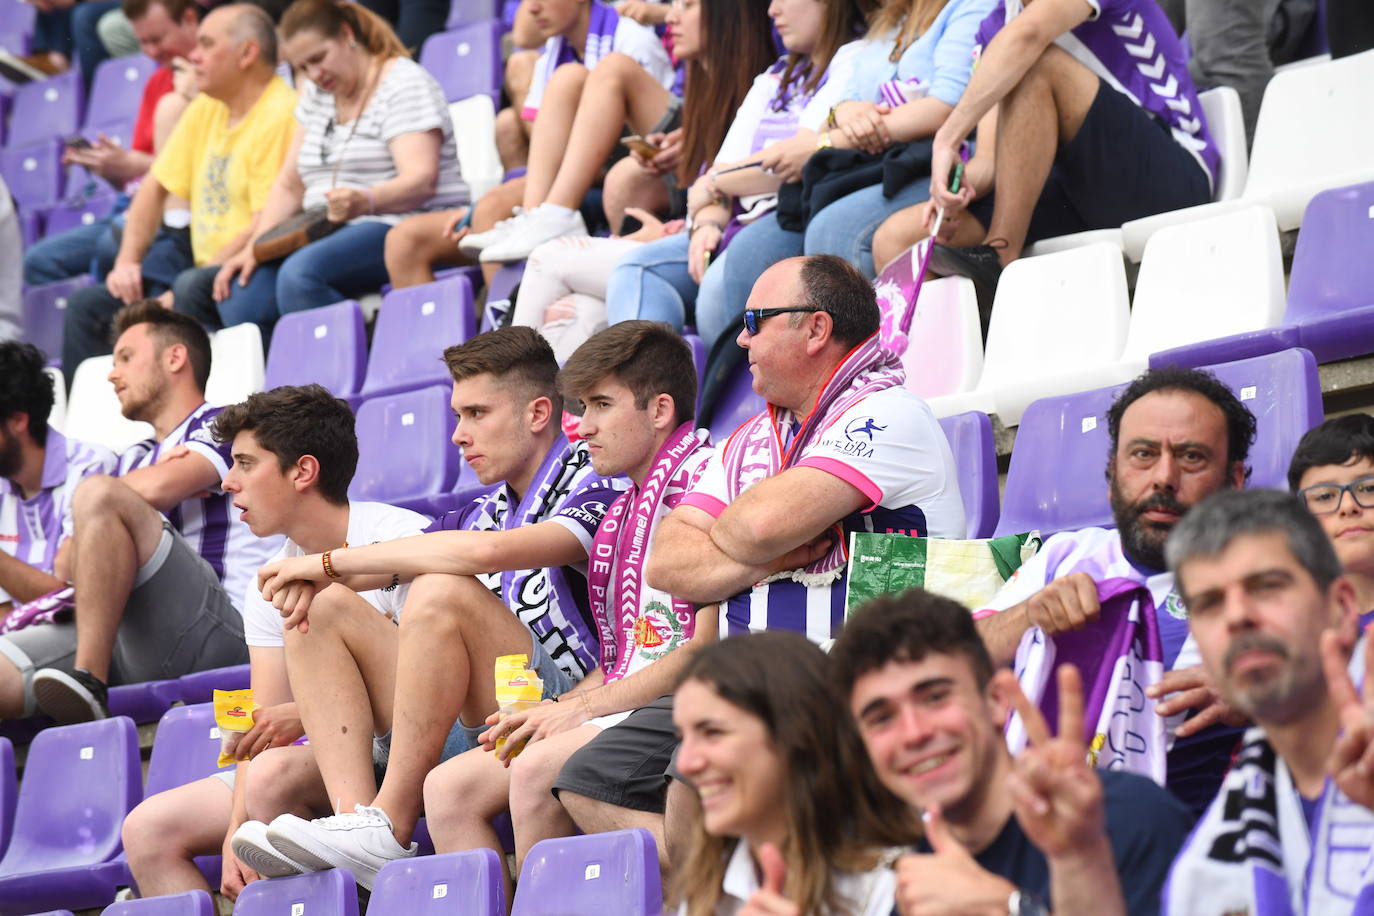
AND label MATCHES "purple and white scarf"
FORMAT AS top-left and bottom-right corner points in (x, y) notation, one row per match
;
(721, 333), (904, 586)
(529, 1), (620, 98)
(1007, 577), (1168, 785)
(588, 423), (710, 681)
(1, 585), (75, 634)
